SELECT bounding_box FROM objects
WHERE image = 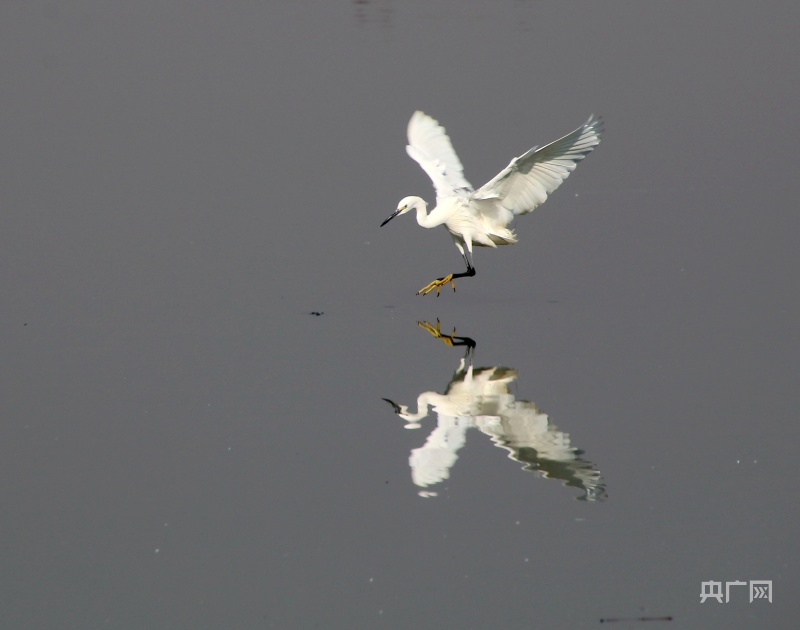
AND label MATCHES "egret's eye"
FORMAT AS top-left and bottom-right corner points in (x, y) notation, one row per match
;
(402, 205), (408, 210)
